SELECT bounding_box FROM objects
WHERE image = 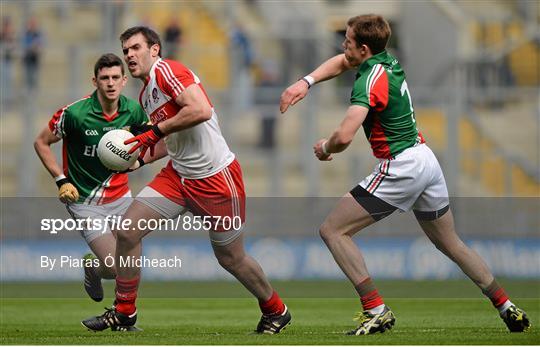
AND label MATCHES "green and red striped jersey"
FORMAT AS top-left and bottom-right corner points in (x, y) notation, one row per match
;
(48, 91), (148, 204)
(350, 50), (424, 159)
